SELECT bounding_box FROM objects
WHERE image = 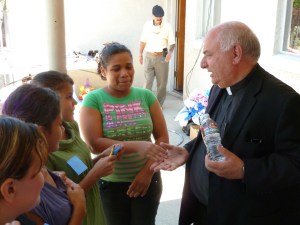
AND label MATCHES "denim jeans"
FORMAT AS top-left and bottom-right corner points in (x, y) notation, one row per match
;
(99, 172), (162, 225)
